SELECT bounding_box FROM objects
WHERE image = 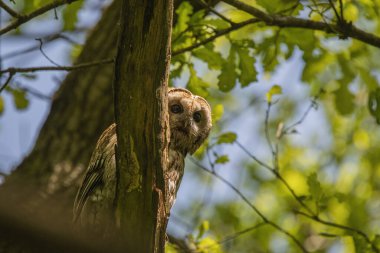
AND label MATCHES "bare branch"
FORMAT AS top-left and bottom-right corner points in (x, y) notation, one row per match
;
(199, 222), (267, 251)
(36, 38), (61, 67)
(172, 18), (259, 56)
(235, 141), (273, 172)
(0, 0), (79, 36)
(0, 58), (114, 74)
(3, 34), (80, 60)
(296, 211), (379, 252)
(190, 158), (308, 253)
(328, 0), (342, 23)
(0, 72), (14, 93)
(0, 0), (19, 17)
(281, 92), (321, 137)
(222, 0), (380, 48)
(191, 0), (235, 25)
